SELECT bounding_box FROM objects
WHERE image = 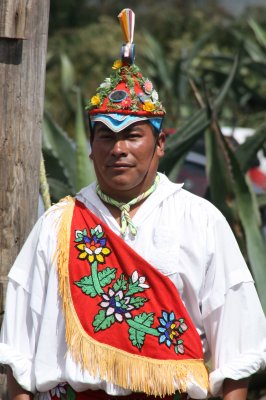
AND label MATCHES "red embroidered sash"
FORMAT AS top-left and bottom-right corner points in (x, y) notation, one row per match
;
(56, 197), (208, 396)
